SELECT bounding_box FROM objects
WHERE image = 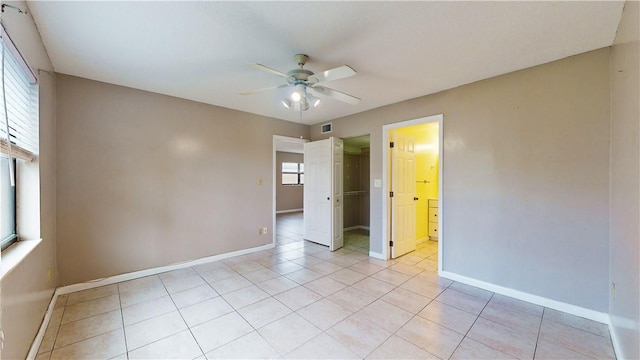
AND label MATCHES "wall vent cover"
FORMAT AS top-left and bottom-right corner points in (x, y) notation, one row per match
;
(321, 123), (332, 134)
